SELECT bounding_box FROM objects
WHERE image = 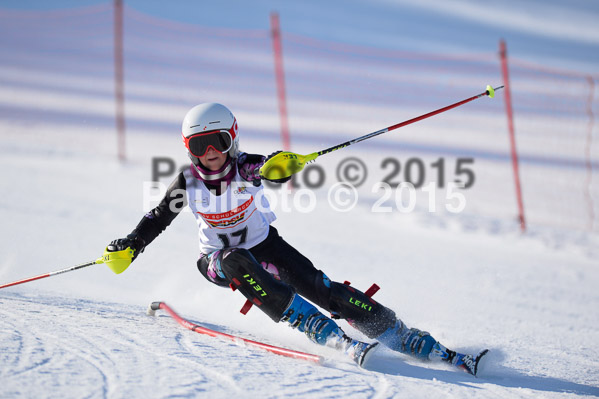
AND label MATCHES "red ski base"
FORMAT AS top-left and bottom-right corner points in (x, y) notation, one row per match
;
(148, 301), (323, 364)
